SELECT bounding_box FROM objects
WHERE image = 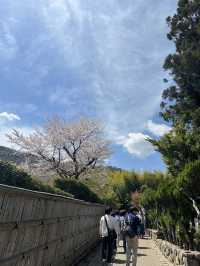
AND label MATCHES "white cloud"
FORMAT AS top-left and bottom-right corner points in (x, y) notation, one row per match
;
(117, 132), (154, 158)
(115, 120), (171, 158)
(0, 112), (20, 122)
(147, 120), (171, 137)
